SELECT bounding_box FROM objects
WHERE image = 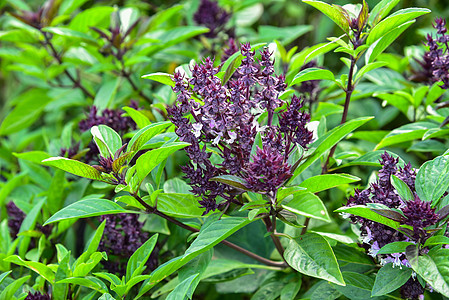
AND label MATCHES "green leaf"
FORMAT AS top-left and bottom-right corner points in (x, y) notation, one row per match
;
(368, 0), (400, 25)
(332, 272), (376, 299)
(157, 193), (209, 218)
(122, 106), (150, 129)
(126, 234), (158, 282)
(354, 62), (387, 82)
(57, 276), (108, 293)
(415, 155), (449, 204)
(166, 273), (200, 300)
(0, 275), (31, 299)
(150, 217), (252, 285)
(284, 233), (345, 286)
(4, 255), (55, 283)
(298, 174), (360, 193)
(141, 72), (175, 87)
(69, 7), (114, 32)
(408, 248), (449, 297)
(42, 156), (105, 181)
(0, 271), (12, 285)
(332, 150), (404, 170)
(391, 175), (414, 202)
(365, 20), (416, 64)
(42, 27), (97, 44)
(177, 250), (212, 299)
(291, 117), (373, 181)
(282, 192), (330, 222)
(303, 0), (349, 34)
(375, 122), (438, 150)
(91, 125), (122, 158)
(136, 142), (190, 182)
(44, 198), (129, 225)
(0, 89), (52, 136)
(371, 263), (412, 296)
(367, 8), (430, 45)
(335, 205), (400, 230)
(289, 68), (335, 87)
(280, 280), (302, 300)
(13, 151), (51, 164)
(287, 41), (338, 83)
(93, 78), (120, 110)
(127, 121), (172, 153)
(73, 252), (104, 277)
(376, 241), (415, 255)
(210, 175), (251, 191)
(424, 236), (449, 248)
